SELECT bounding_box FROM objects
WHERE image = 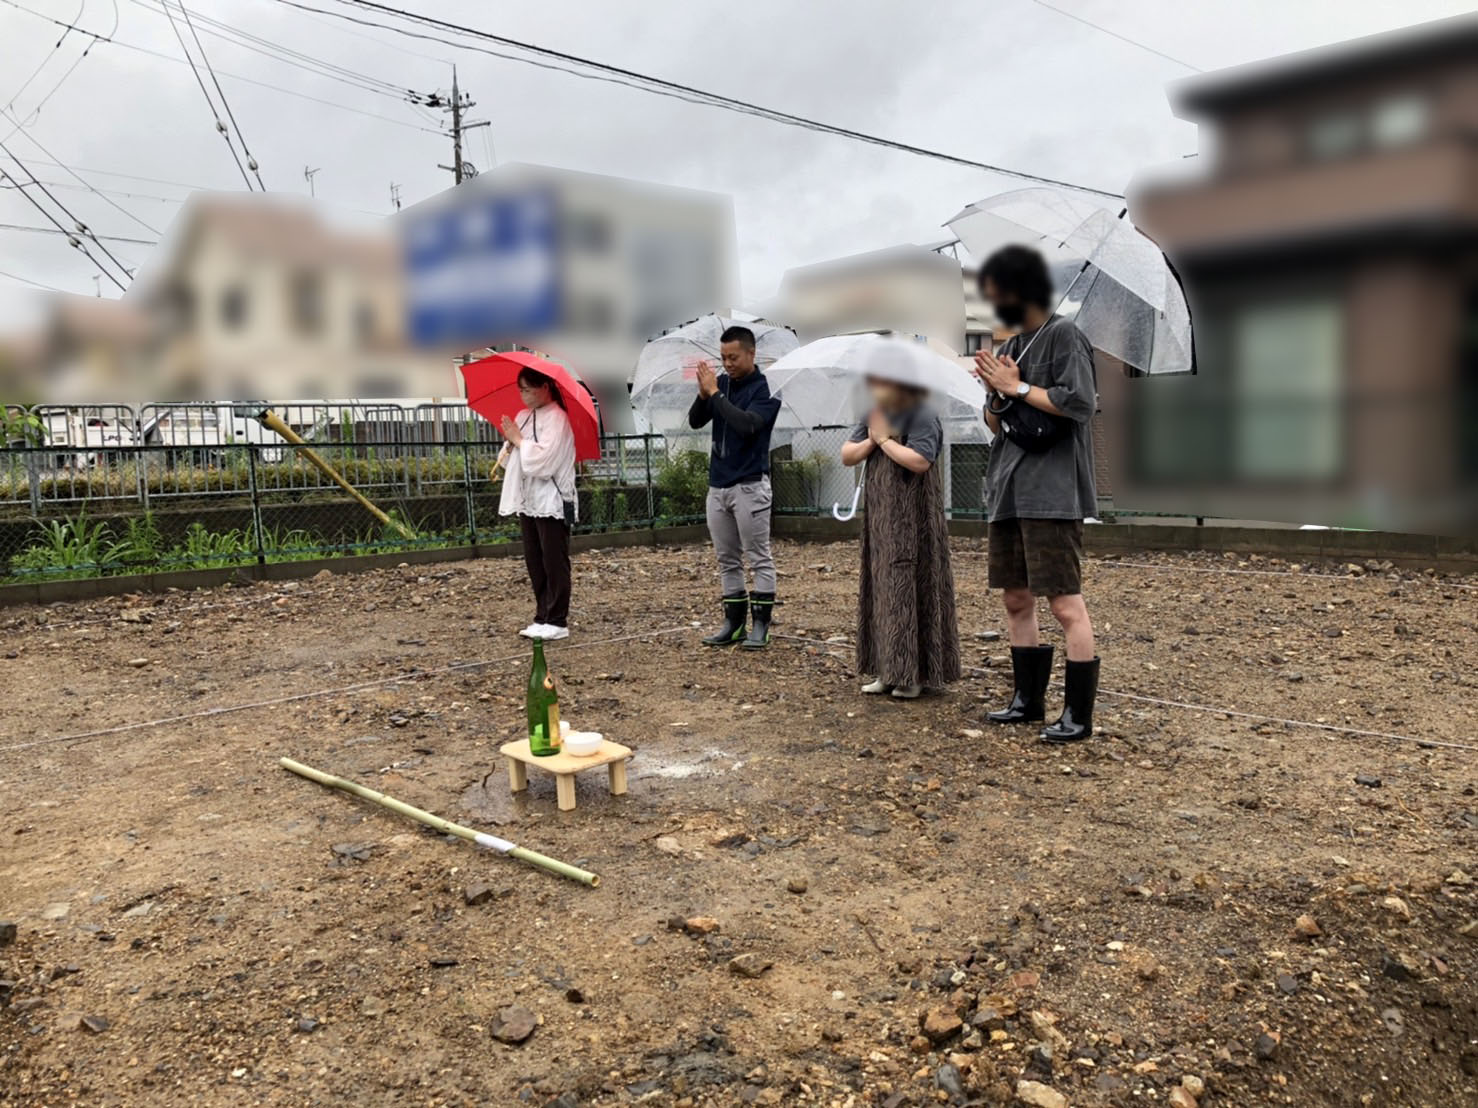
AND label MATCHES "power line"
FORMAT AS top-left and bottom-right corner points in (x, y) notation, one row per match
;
(155, 0), (255, 190)
(4, 0), (445, 136)
(0, 264), (68, 291)
(0, 138), (140, 279)
(1, 175), (180, 204)
(2, 109), (162, 233)
(0, 222), (157, 245)
(1027, 0), (1202, 72)
(274, 0), (1127, 199)
(174, 0), (267, 189)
